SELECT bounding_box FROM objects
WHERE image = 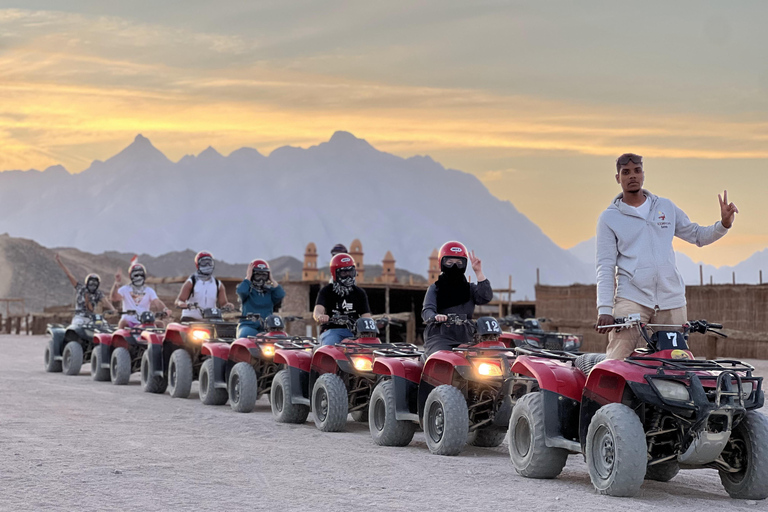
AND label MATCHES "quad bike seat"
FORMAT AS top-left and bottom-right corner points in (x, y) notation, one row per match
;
(574, 353), (607, 375)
